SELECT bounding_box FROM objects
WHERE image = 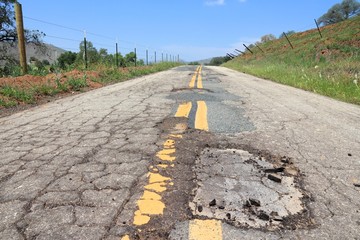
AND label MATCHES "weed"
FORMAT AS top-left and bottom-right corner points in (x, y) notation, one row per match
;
(0, 98), (17, 108)
(67, 77), (88, 91)
(55, 78), (69, 92)
(33, 84), (58, 96)
(0, 86), (34, 103)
